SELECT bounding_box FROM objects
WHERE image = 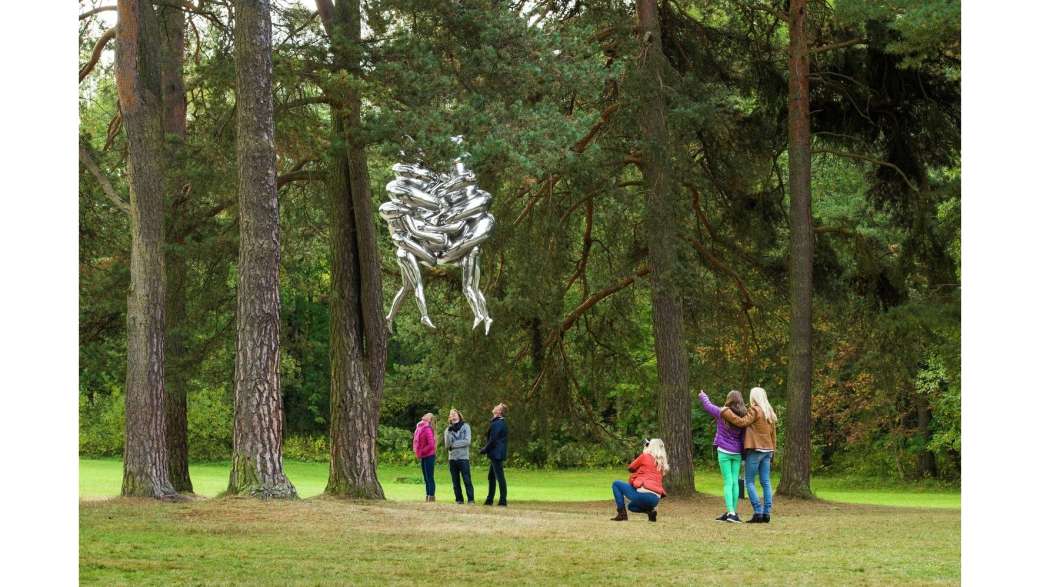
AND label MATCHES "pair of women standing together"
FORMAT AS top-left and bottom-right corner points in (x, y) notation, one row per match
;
(698, 386), (778, 524)
(412, 403), (509, 506)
